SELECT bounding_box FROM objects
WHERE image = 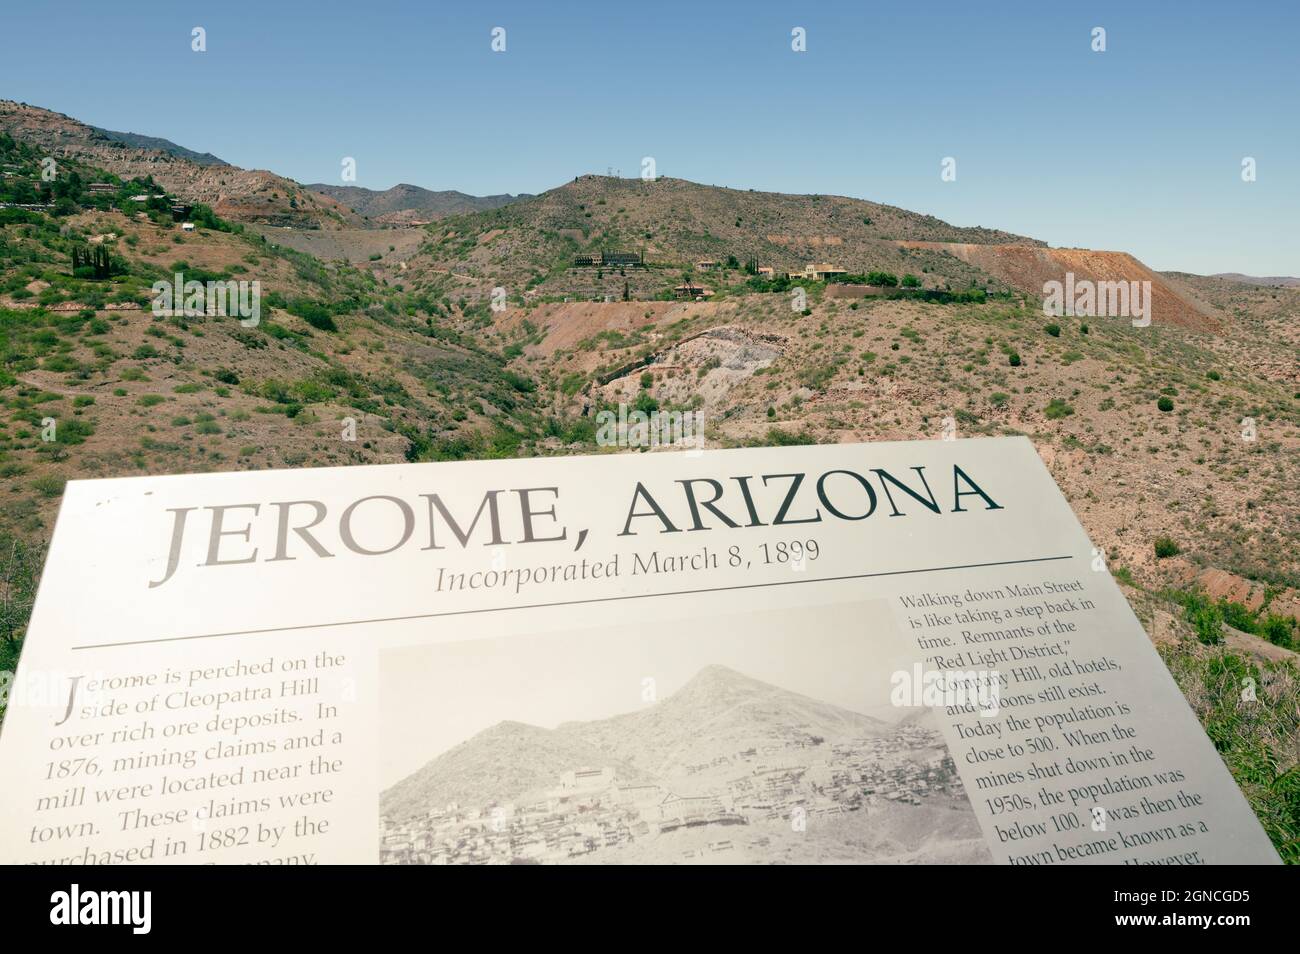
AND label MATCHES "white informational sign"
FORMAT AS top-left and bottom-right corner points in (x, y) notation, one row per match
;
(0, 437), (1280, 864)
